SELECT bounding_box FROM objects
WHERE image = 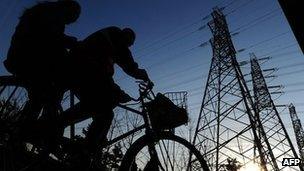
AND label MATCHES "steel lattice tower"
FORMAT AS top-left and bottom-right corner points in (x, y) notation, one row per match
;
(192, 8), (271, 171)
(288, 104), (304, 160)
(251, 54), (302, 171)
